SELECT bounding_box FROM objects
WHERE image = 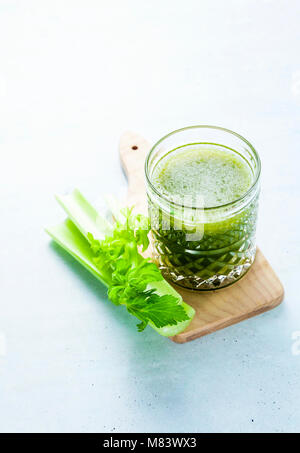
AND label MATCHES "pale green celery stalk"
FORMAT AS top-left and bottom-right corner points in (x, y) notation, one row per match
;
(46, 218), (107, 286)
(47, 189), (195, 336)
(55, 189), (112, 240)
